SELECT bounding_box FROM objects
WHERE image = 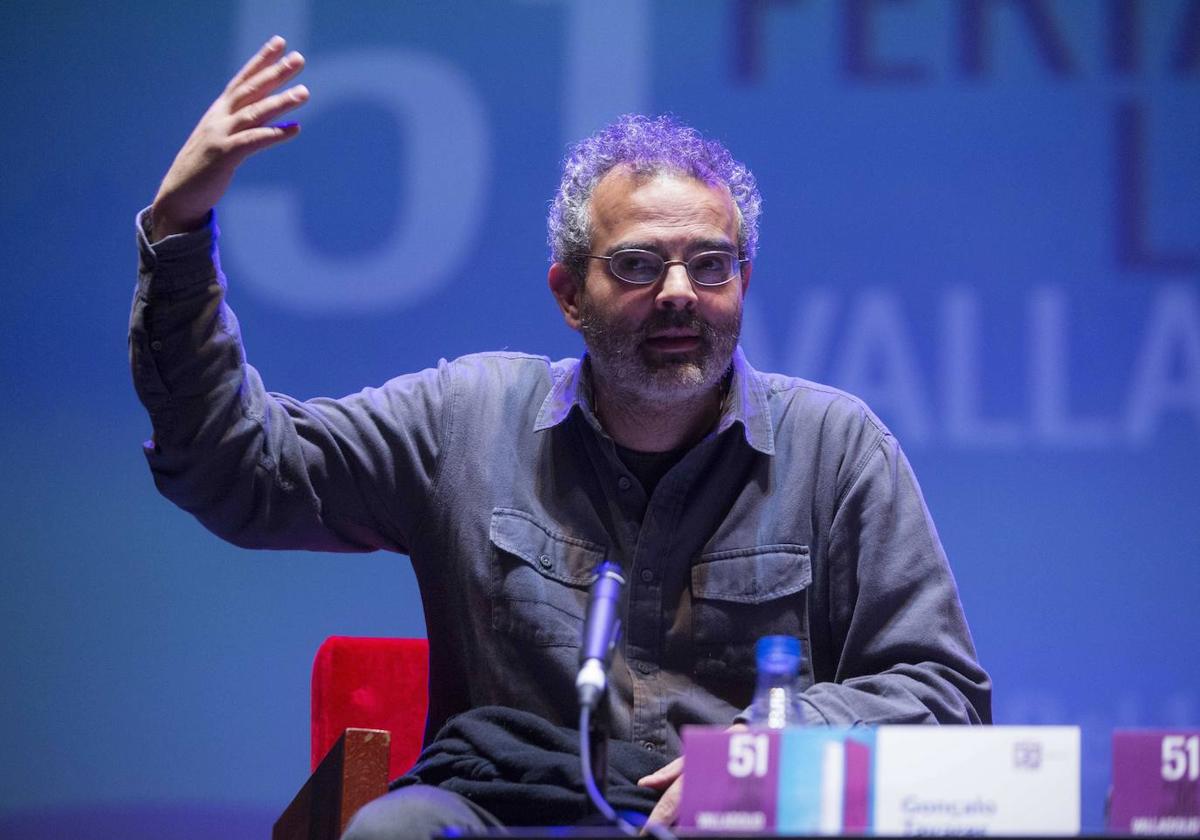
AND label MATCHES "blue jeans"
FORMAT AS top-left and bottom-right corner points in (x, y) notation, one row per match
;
(340, 785), (505, 840)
